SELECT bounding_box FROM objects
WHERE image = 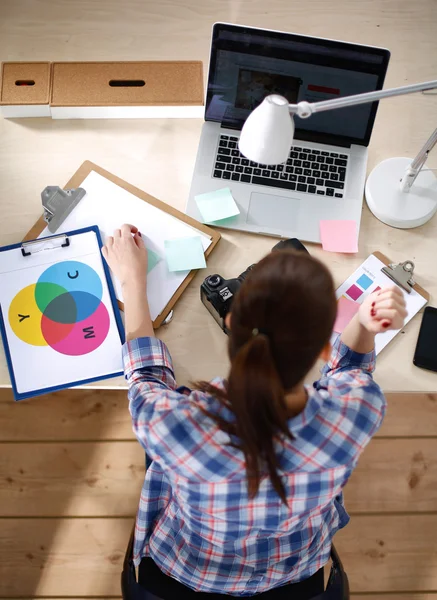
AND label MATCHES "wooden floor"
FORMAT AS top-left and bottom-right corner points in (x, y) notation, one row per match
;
(1, 388), (437, 598)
